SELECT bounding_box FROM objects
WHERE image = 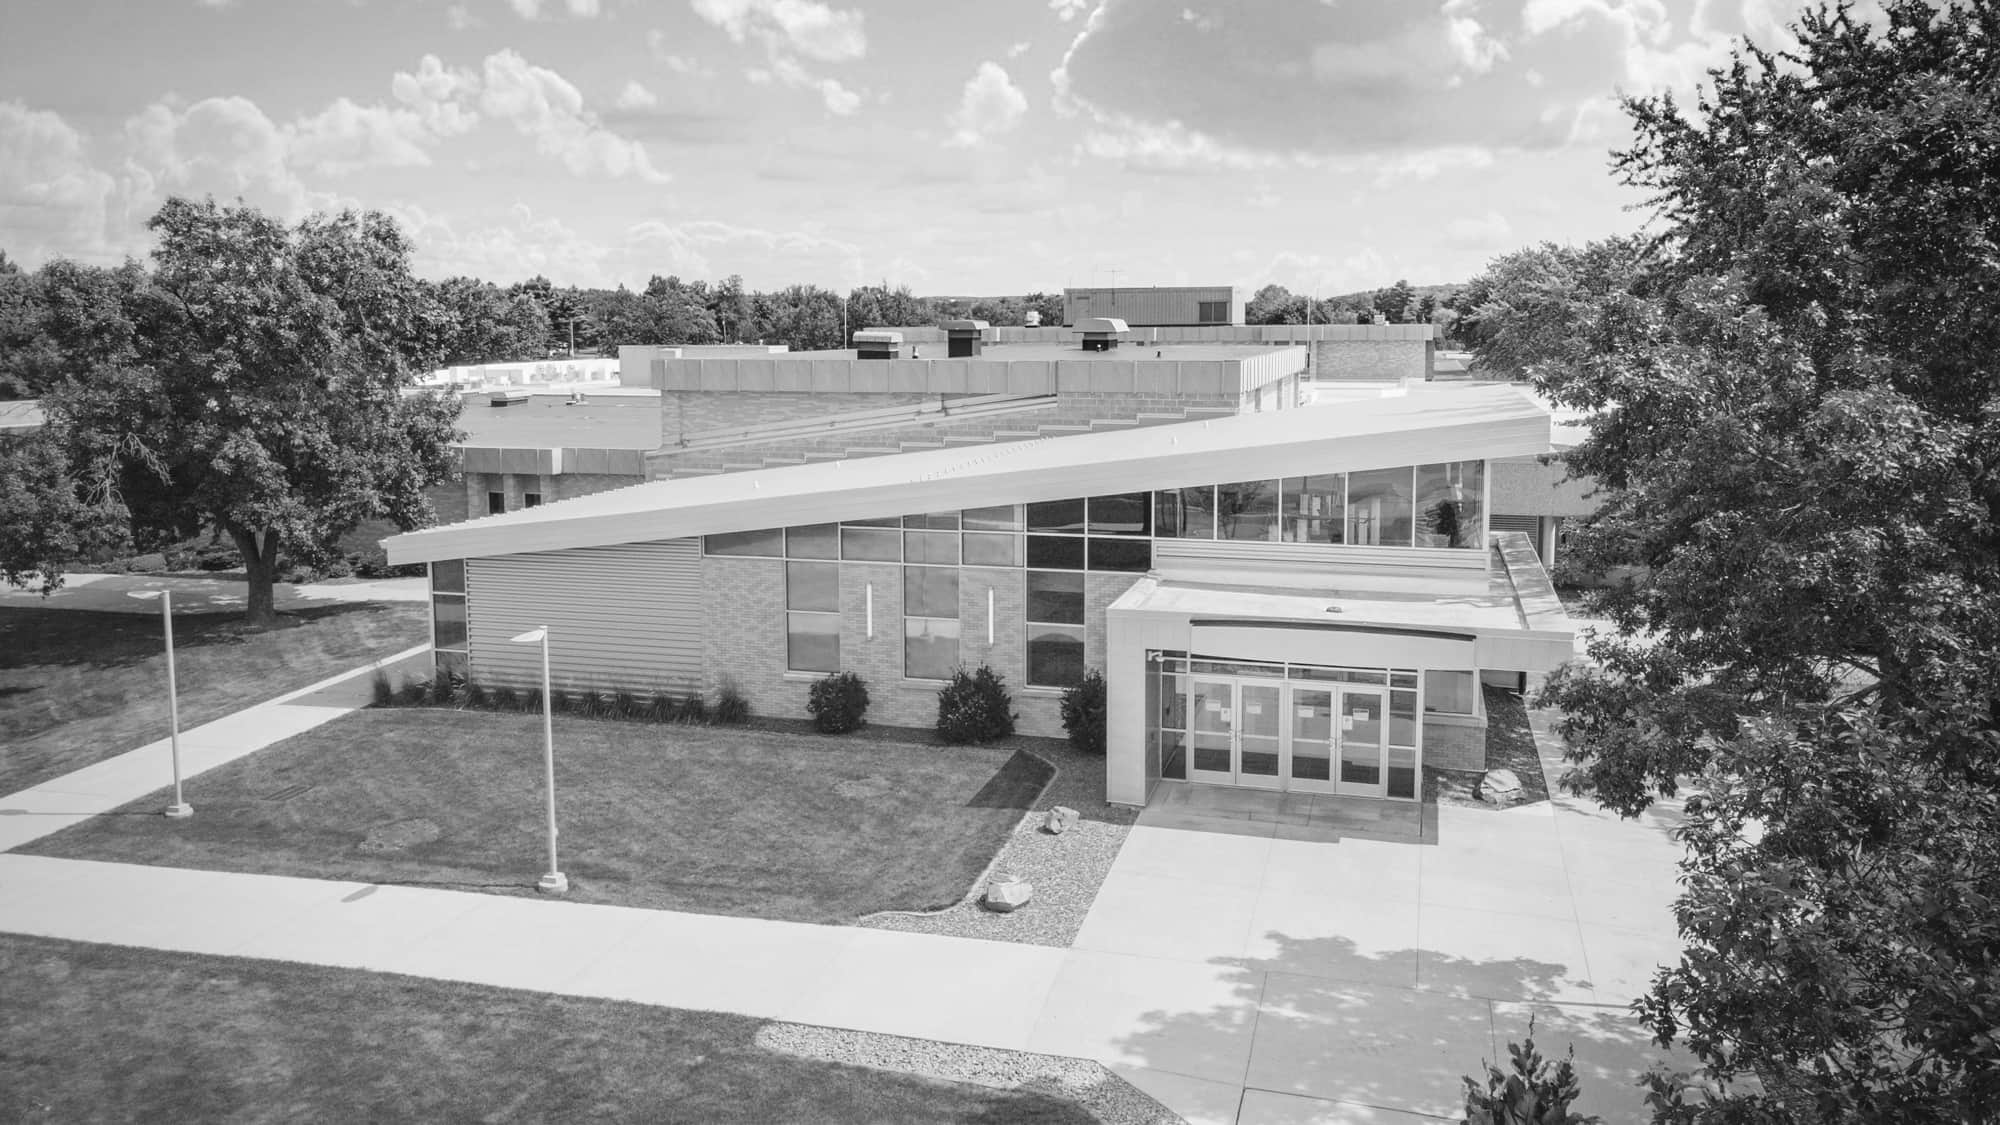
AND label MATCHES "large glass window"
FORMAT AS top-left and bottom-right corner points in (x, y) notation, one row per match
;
(1026, 535), (1086, 570)
(1026, 498), (1087, 533)
(786, 523), (839, 559)
(962, 504), (1022, 531)
(904, 567), (959, 680)
(430, 560), (468, 681)
(1346, 468), (1414, 547)
(1424, 670), (1478, 715)
(1155, 486), (1217, 539)
(1026, 571), (1086, 687)
(963, 533), (1021, 567)
(706, 528), (784, 557)
(1217, 480), (1280, 541)
(840, 526), (901, 561)
(1088, 538), (1151, 572)
(1415, 461), (1486, 549)
(903, 530), (959, 565)
(1281, 476), (1346, 545)
(786, 561), (840, 672)
(1087, 492), (1151, 536)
